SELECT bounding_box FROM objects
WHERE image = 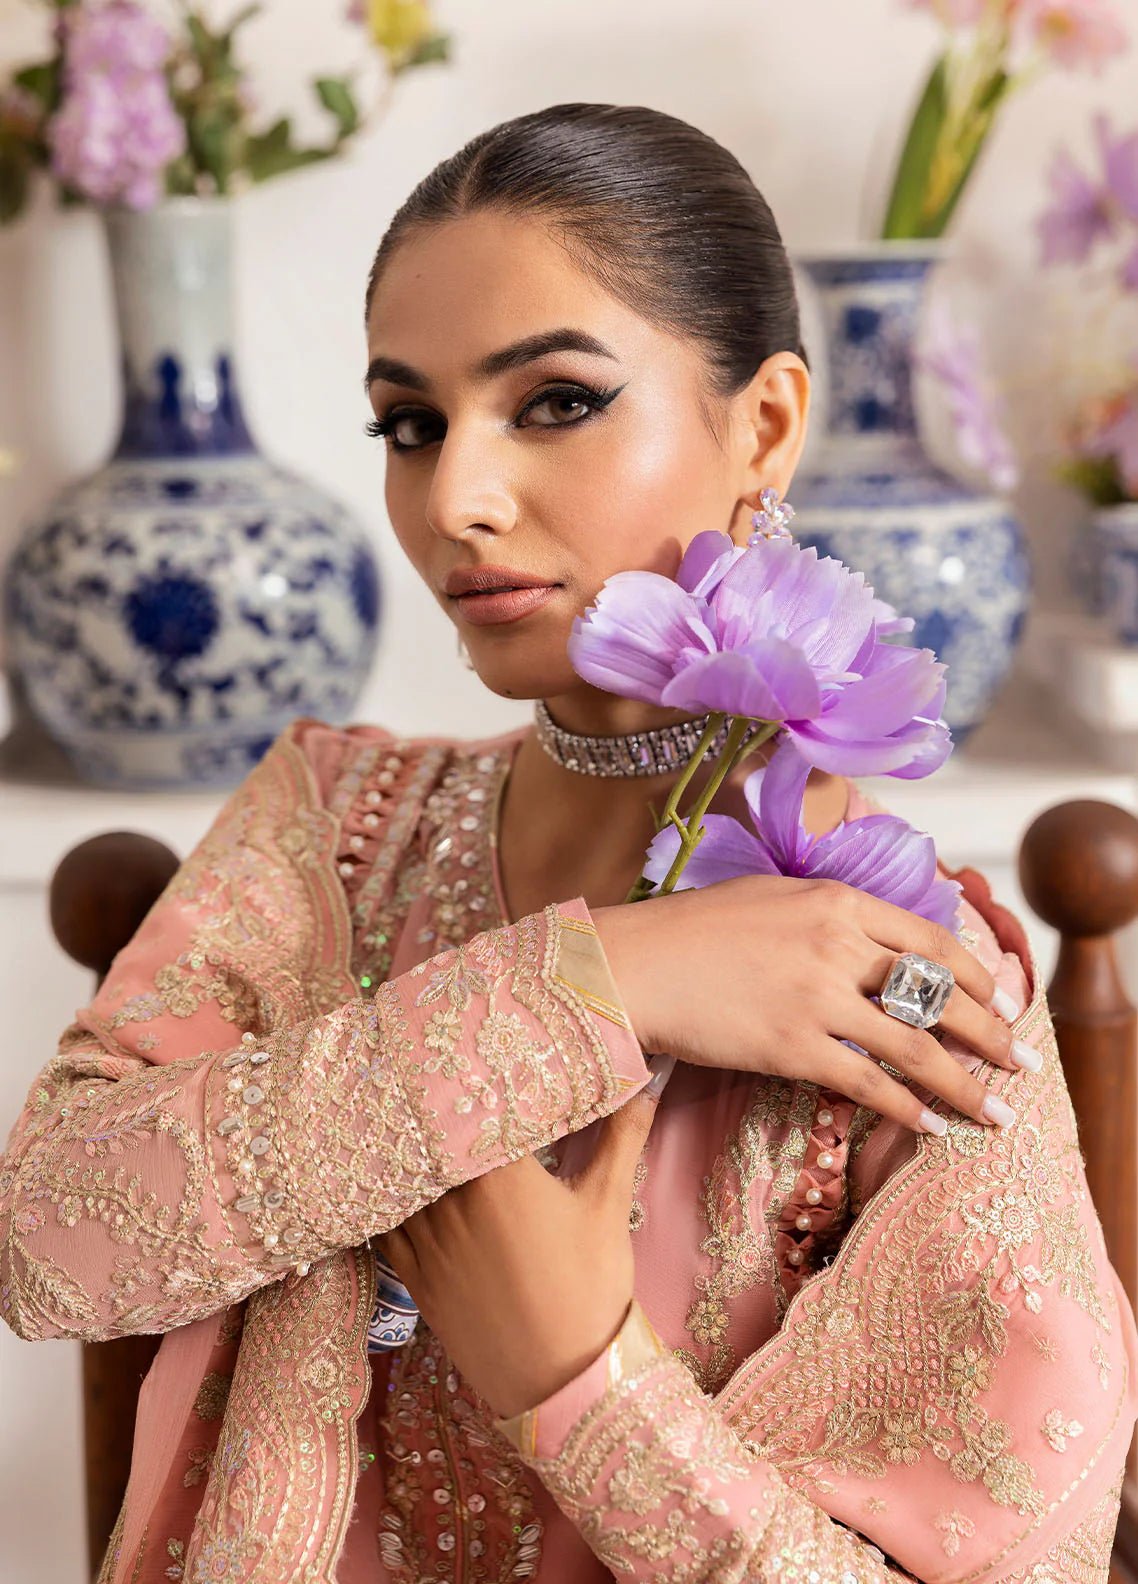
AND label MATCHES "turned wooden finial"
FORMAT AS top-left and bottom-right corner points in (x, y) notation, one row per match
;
(49, 831), (180, 982)
(1020, 798), (1138, 1496)
(1019, 799), (1138, 943)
